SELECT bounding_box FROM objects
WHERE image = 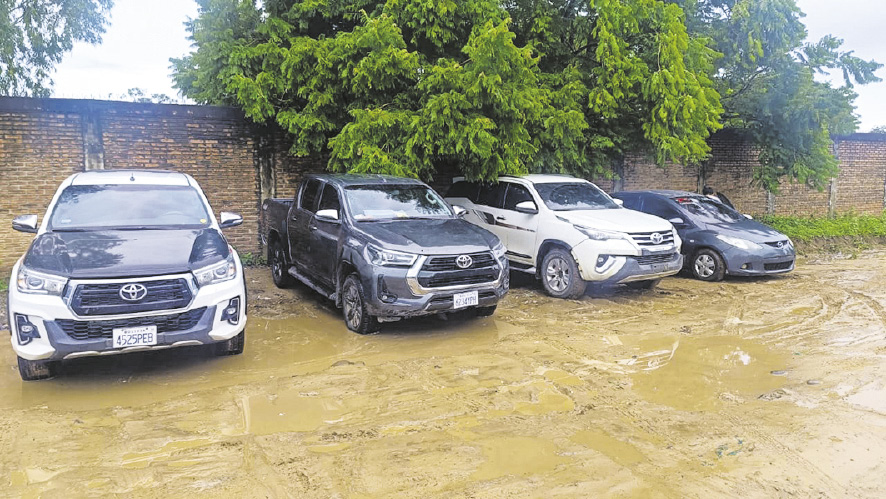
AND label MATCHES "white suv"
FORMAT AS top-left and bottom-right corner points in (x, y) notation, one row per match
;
(445, 175), (683, 298)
